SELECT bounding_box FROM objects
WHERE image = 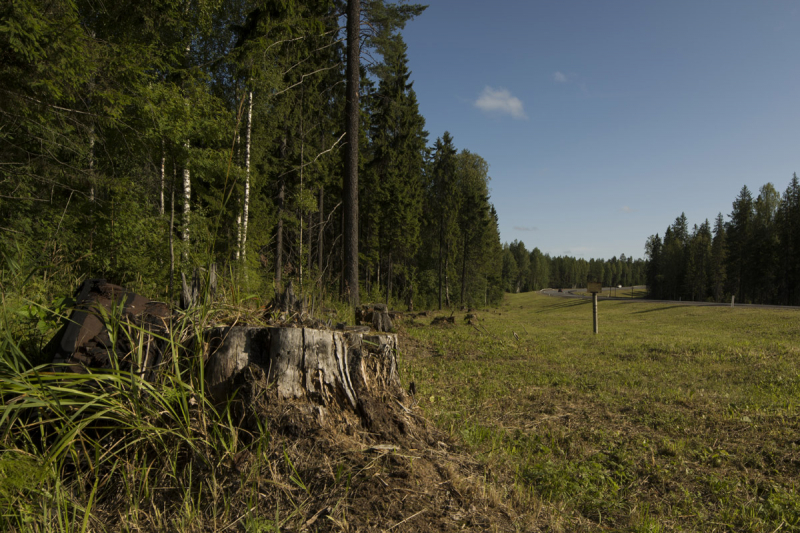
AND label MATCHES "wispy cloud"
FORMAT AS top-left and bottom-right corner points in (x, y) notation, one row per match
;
(620, 206), (637, 213)
(514, 226), (537, 232)
(553, 71), (568, 83)
(474, 87), (527, 120)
